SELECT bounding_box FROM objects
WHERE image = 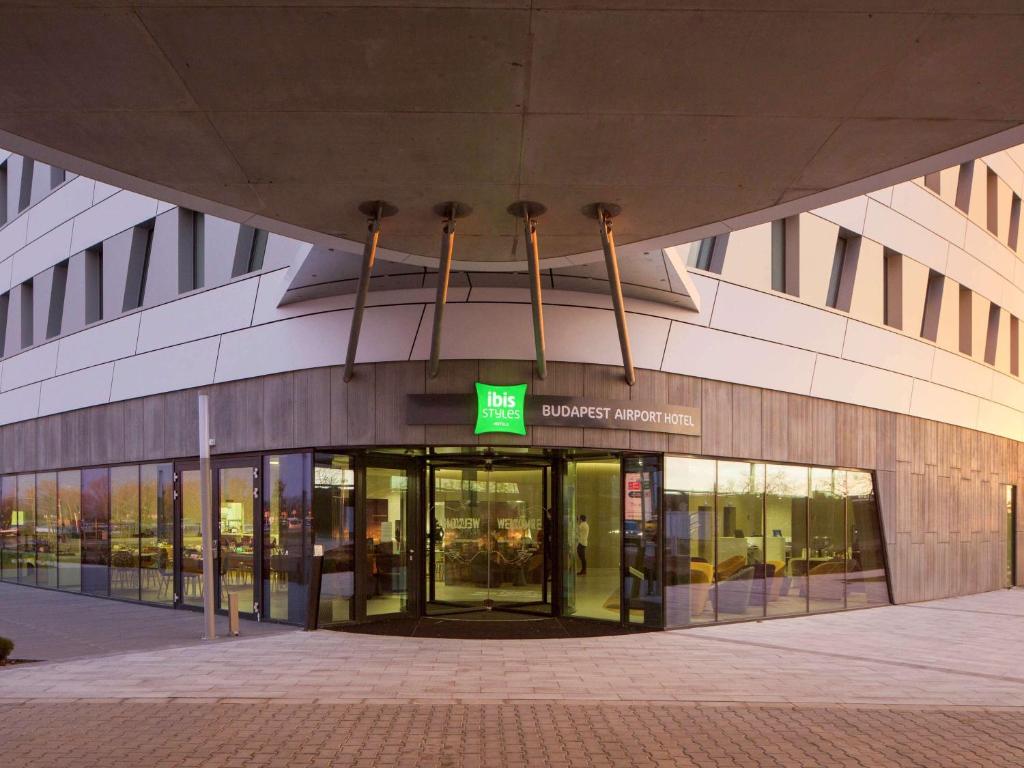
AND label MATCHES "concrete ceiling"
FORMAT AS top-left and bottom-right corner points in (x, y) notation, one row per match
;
(1, 2), (1023, 265)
